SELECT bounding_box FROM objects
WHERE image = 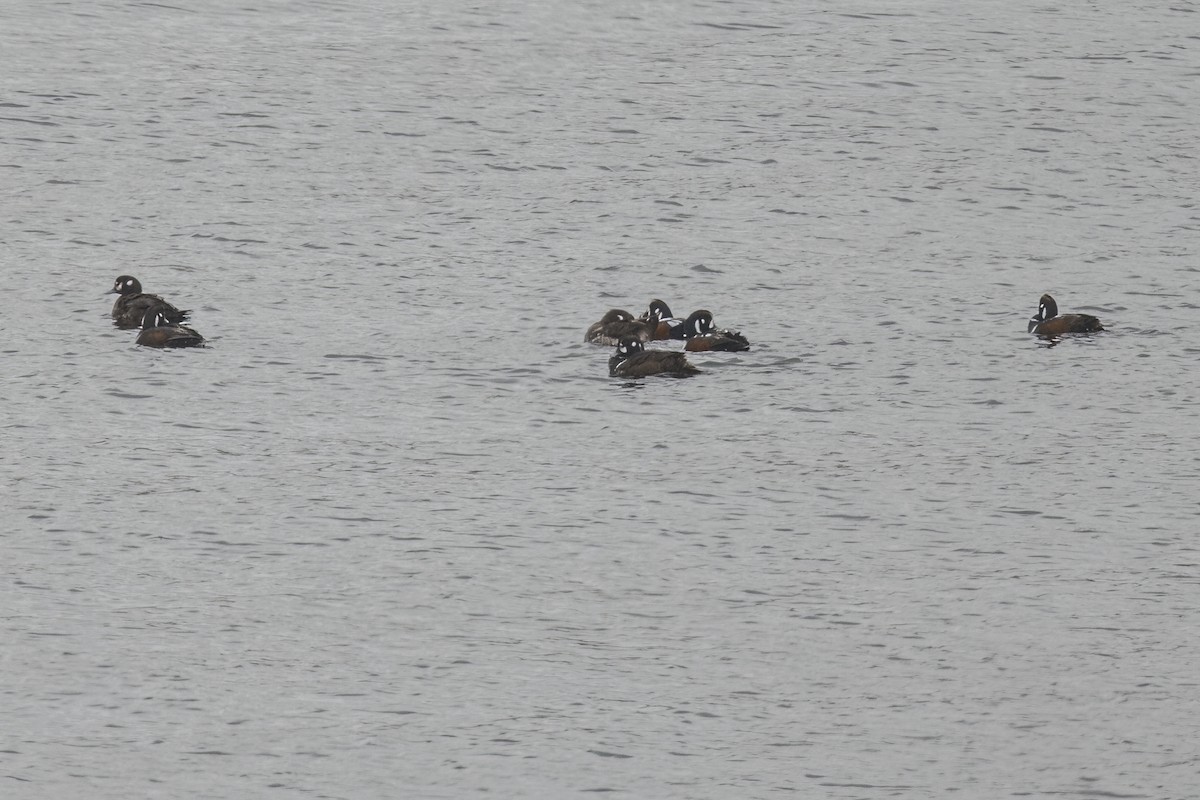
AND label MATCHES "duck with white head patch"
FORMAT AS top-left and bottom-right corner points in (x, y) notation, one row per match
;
(109, 275), (191, 329)
(608, 337), (699, 378)
(585, 307), (660, 345)
(1028, 293), (1104, 336)
(639, 299), (687, 340)
(680, 310), (751, 352)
